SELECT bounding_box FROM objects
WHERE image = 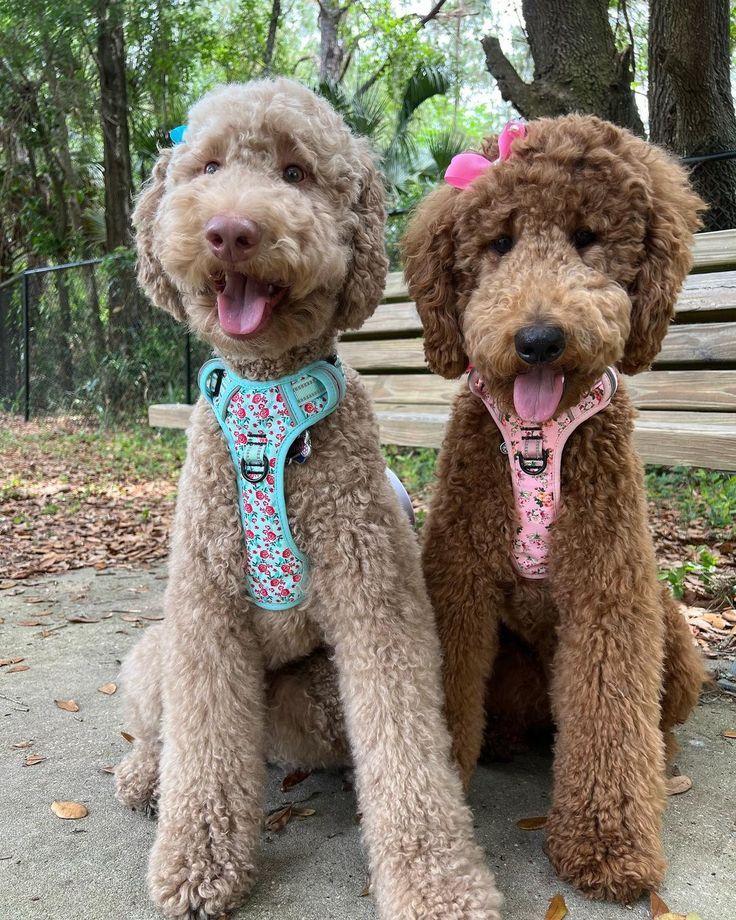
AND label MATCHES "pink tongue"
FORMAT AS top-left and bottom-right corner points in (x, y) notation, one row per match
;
(513, 366), (565, 422)
(217, 274), (270, 335)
